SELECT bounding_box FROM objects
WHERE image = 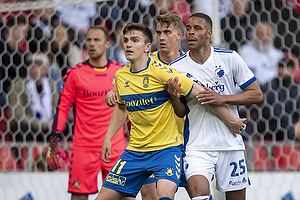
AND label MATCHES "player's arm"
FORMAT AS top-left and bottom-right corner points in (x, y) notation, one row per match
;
(105, 86), (118, 107)
(188, 81), (246, 136)
(46, 70), (76, 170)
(197, 81), (263, 106)
(102, 104), (128, 163)
(164, 77), (186, 118)
(162, 67), (245, 134)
